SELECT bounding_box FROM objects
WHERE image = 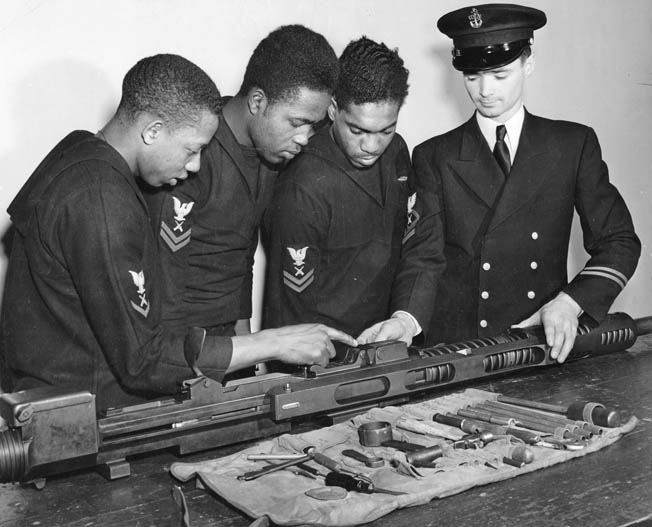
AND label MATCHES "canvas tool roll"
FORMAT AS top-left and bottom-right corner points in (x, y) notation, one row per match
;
(170, 388), (637, 526)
